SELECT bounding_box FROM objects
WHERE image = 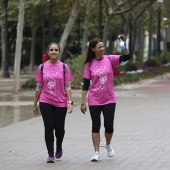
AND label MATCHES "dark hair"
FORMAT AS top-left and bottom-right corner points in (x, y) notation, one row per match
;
(46, 42), (60, 54)
(84, 38), (103, 64)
